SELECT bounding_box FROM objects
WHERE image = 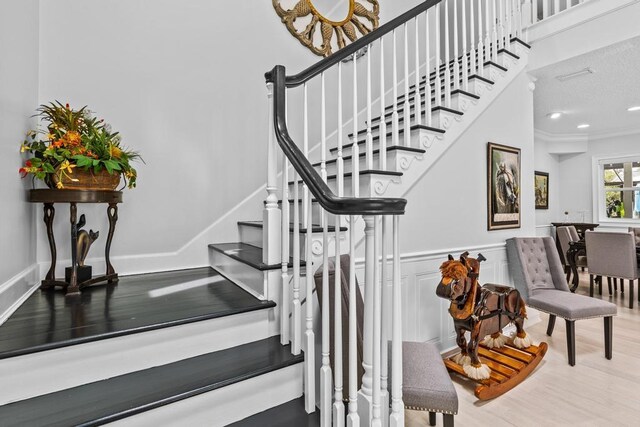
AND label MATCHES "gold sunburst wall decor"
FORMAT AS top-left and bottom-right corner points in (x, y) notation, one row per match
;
(273, 0), (380, 57)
